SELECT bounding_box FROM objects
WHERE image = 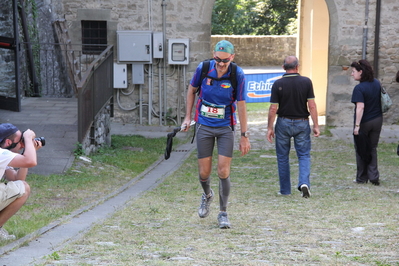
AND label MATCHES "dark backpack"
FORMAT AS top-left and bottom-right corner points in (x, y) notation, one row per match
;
(195, 59), (238, 97)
